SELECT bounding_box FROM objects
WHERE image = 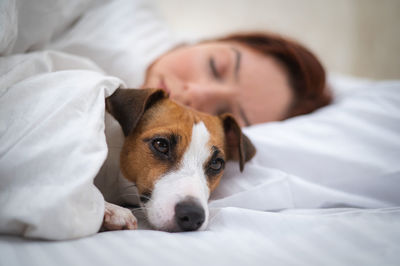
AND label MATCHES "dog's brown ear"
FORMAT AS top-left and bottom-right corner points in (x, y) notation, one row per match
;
(106, 88), (168, 136)
(220, 113), (256, 172)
